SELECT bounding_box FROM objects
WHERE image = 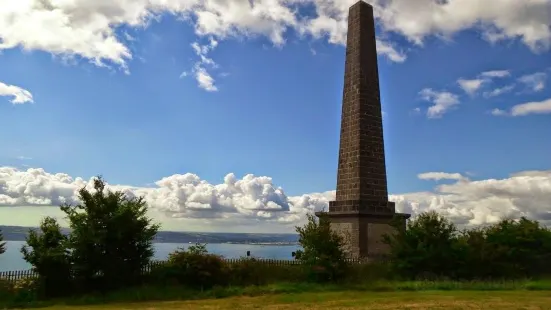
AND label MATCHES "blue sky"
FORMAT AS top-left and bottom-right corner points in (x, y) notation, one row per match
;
(0, 0), (550, 232)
